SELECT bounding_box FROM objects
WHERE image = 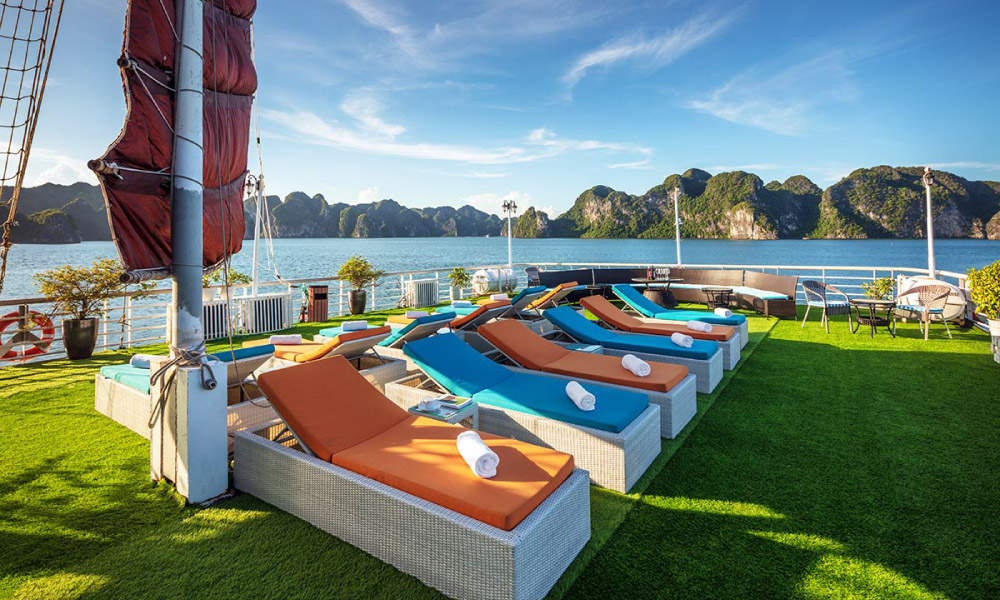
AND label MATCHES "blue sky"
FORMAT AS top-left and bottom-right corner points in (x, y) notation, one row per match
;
(27, 0), (1000, 217)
